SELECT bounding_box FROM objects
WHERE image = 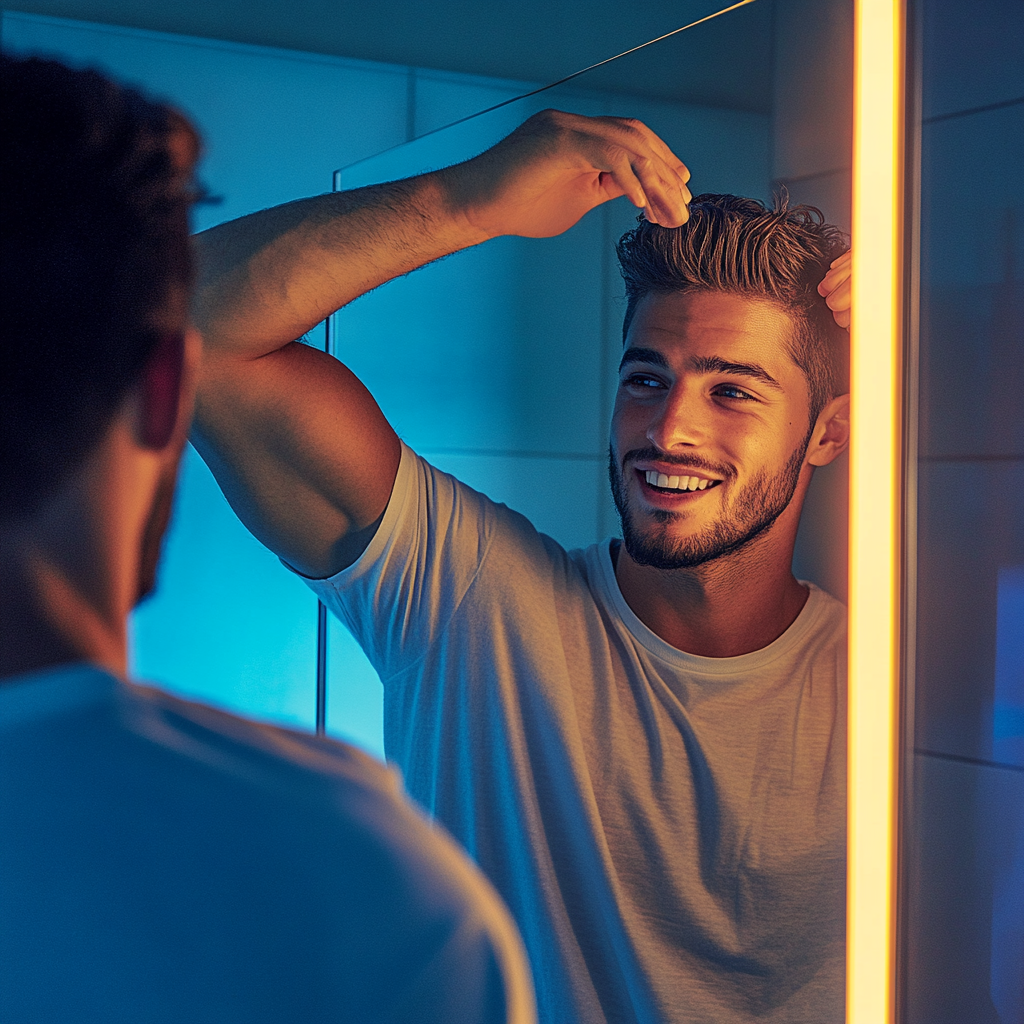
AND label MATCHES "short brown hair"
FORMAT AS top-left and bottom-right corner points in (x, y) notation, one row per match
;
(1, 53), (200, 518)
(616, 193), (849, 425)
